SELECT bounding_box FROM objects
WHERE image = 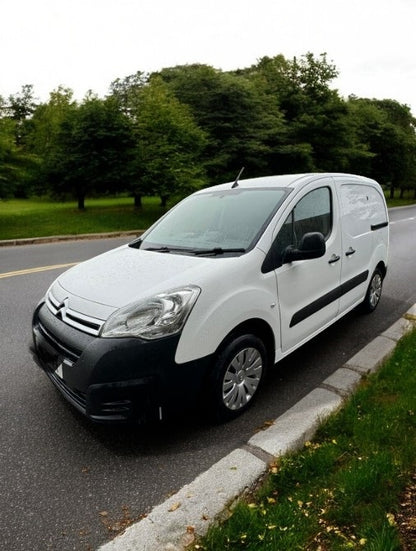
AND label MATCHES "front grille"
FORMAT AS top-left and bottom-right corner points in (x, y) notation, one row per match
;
(35, 316), (87, 413)
(38, 319), (81, 362)
(46, 291), (104, 336)
(97, 399), (132, 416)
